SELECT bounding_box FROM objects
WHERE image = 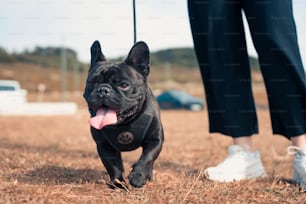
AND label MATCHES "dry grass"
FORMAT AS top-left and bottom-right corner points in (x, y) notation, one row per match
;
(1, 89), (306, 204)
